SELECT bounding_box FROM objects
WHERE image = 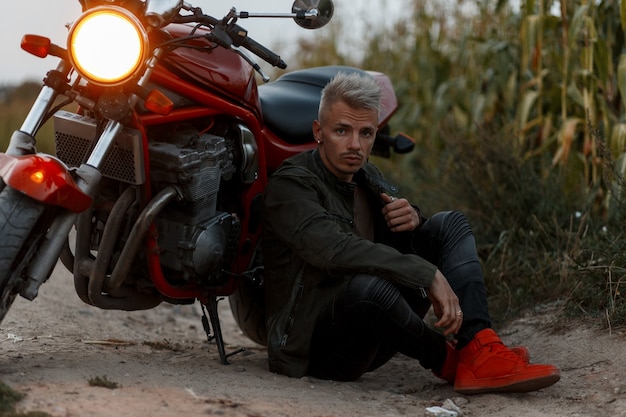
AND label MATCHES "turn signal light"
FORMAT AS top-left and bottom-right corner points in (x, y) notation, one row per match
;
(145, 90), (174, 115)
(21, 35), (52, 58)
